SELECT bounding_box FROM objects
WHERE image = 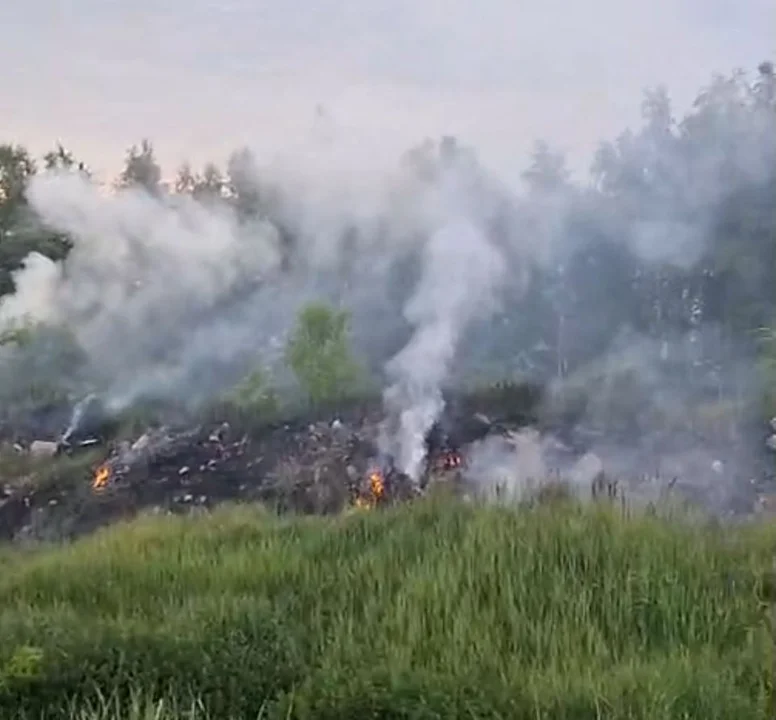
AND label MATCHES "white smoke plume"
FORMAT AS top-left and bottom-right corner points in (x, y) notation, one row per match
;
(0, 140), (512, 428)
(4, 172), (285, 410)
(380, 217), (505, 480)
